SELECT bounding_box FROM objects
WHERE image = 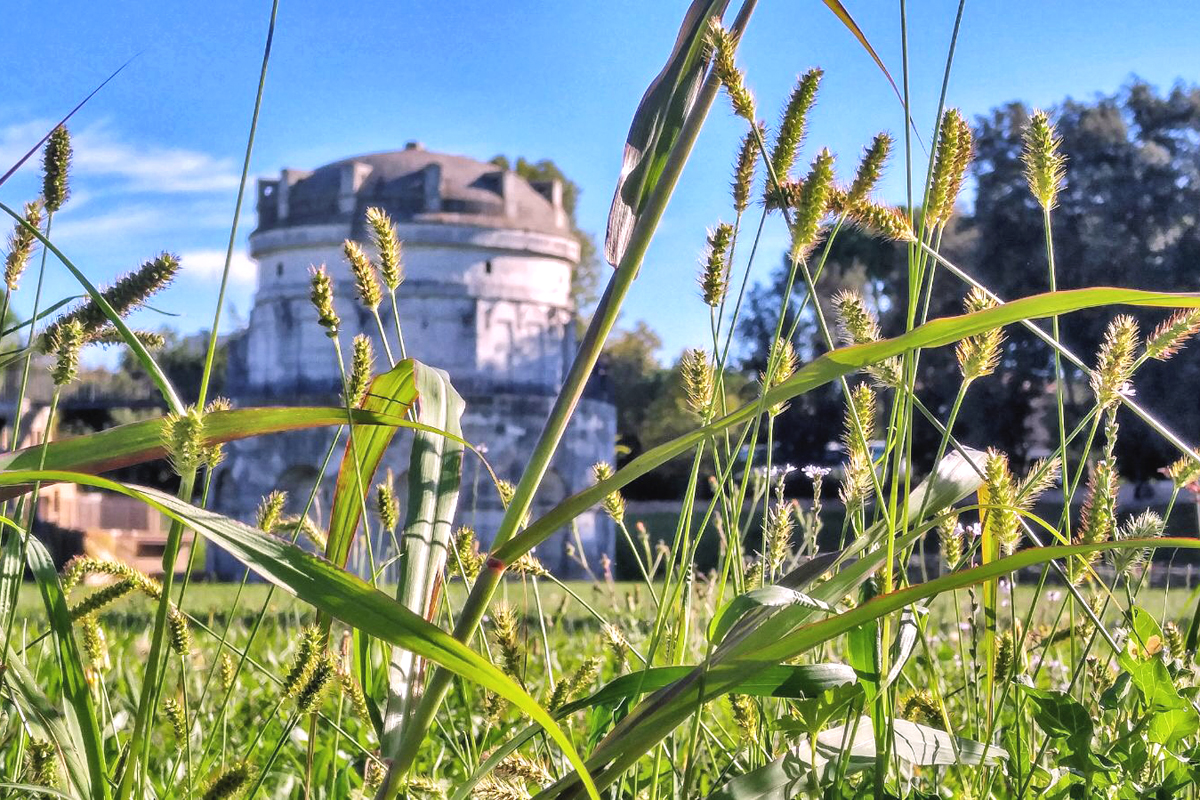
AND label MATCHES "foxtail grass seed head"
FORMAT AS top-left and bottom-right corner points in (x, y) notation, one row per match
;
(347, 333), (374, 407)
(256, 490), (287, 533)
(491, 603), (523, 681)
(511, 552), (549, 577)
(42, 253), (179, 349)
(1022, 109), (1066, 210)
(365, 207), (403, 290)
(995, 632), (1016, 683)
(764, 499), (794, 572)
(496, 479), (531, 528)
(845, 200), (916, 243)
(1166, 451), (1200, 489)
(1108, 509), (1164, 576)
(760, 339), (797, 416)
(1164, 621), (1186, 662)
(769, 68), (822, 182)
(732, 123), (763, 214)
(200, 762), (253, 800)
(1016, 457), (1061, 509)
(729, 693), (759, 738)
(337, 664), (371, 726)
(680, 348), (715, 417)
(164, 696), (187, 740)
(377, 471), (399, 532)
(833, 290), (899, 386)
(164, 405), (206, 477)
(940, 516), (964, 568)
(343, 239), (382, 309)
(91, 327), (167, 350)
(602, 622), (630, 667)
(43, 125), (72, 213)
(591, 461), (625, 524)
(744, 559), (763, 590)
(956, 288), (1004, 381)
(80, 615), (110, 673)
(1145, 309), (1200, 361)
(1071, 458), (1119, 584)
(789, 149), (834, 261)
(475, 775), (530, 800)
(708, 20), (755, 122)
(295, 652), (335, 712)
(496, 754), (553, 787)
(202, 397), (232, 469)
(947, 112), (974, 217)
(283, 626), (325, 696)
(60, 556), (156, 596)
(839, 383), (877, 509)
(548, 656), (601, 711)
(900, 690), (941, 728)
(50, 318), (84, 386)
(23, 739), (58, 789)
(5, 199), (43, 291)
(453, 526), (482, 580)
(1091, 315), (1139, 409)
(309, 265), (339, 336)
(69, 578), (137, 620)
(221, 651), (236, 691)
(983, 449), (1020, 556)
(847, 132), (893, 206)
(168, 606), (191, 656)
(929, 109), (964, 225)
(699, 223), (733, 307)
